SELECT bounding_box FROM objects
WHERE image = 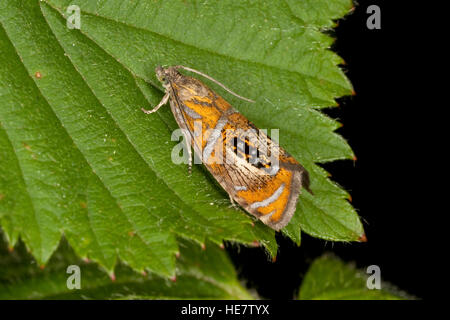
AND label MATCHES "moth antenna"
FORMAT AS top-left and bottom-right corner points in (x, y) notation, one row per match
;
(174, 65), (255, 103)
